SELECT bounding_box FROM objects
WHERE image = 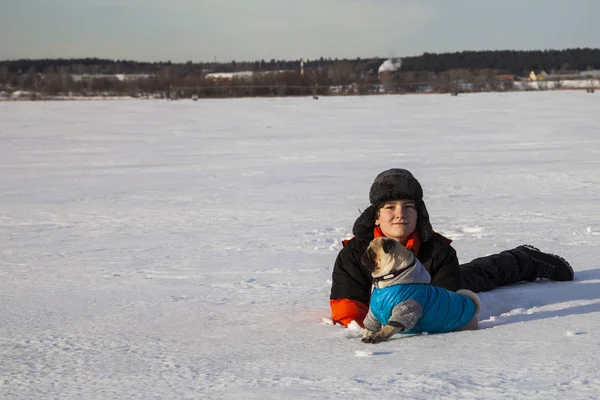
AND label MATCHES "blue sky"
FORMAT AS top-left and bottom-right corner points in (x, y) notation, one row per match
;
(1, 0), (598, 62)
